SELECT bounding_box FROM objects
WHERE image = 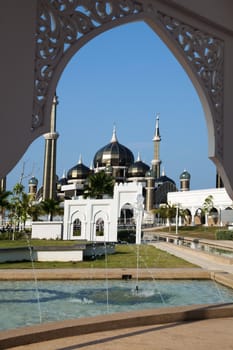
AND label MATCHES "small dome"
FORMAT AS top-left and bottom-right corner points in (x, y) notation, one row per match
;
(145, 168), (155, 178)
(155, 175), (176, 186)
(93, 127), (134, 168)
(28, 176), (38, 185)
(155, 169), (176, 187)
(180, 170), (191, 180)
(67, 156), (91, 180)
(128, 154), (149, 178)
(58, 177), (68, 186)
